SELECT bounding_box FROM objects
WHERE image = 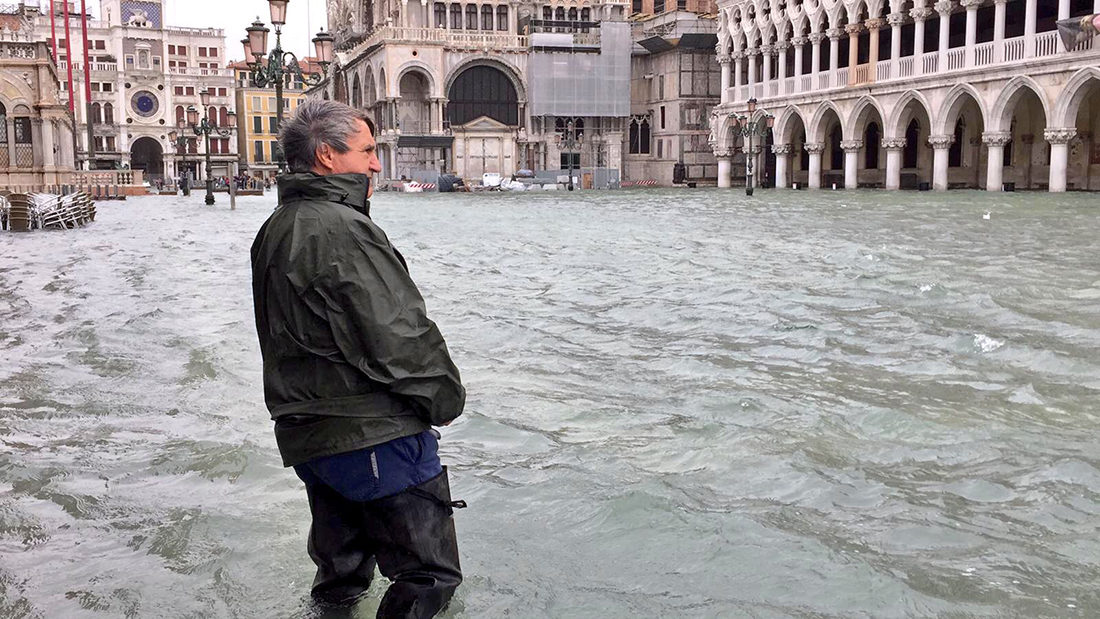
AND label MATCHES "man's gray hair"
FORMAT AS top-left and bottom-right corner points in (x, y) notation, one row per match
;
(278, 98), (376, 173)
